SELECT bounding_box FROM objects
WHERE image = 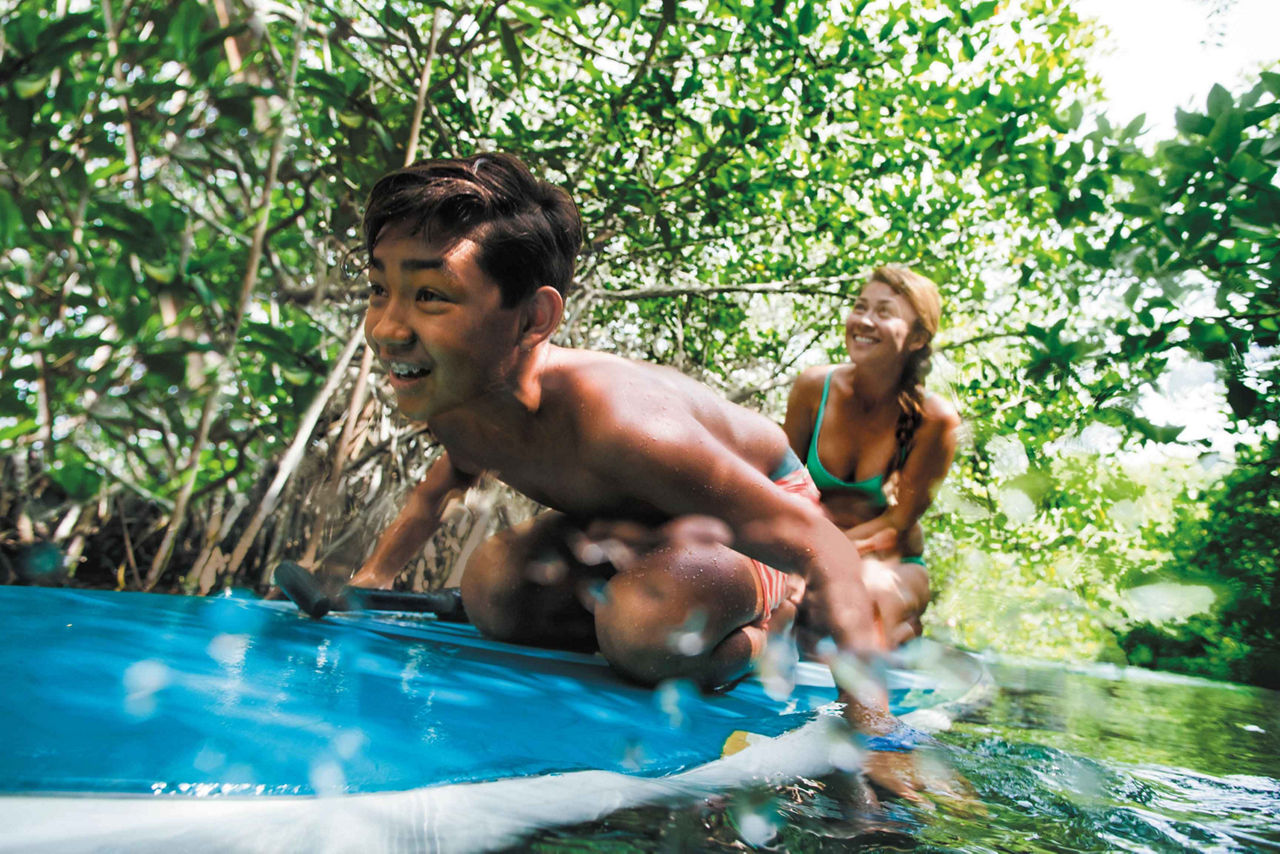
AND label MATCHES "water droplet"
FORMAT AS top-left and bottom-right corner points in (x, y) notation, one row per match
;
(207, 633), (249, 668)
(123, 659), (171, 718)
(333, 729), (367, 759)
(309, 759), (346, 796)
